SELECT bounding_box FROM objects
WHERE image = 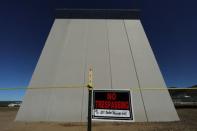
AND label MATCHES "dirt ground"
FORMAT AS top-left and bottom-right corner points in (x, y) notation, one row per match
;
(0, 107), (197, 131)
